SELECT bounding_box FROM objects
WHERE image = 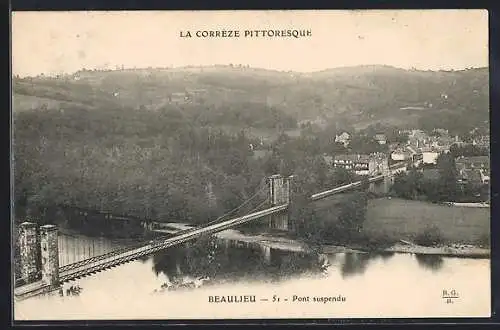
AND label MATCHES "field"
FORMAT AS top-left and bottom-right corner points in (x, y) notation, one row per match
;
(364, 198), (490, 245)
